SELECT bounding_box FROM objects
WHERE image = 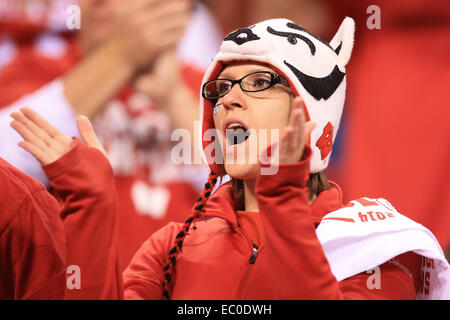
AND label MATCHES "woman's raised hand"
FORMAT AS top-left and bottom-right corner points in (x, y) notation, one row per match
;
(10, 107), (107, 165)
(264, 97), (316, 166)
